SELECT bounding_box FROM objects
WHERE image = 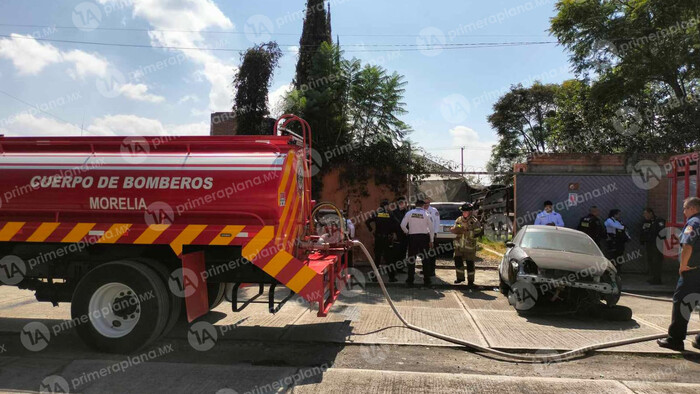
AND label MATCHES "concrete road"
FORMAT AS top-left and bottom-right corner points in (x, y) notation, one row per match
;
(1, 255), (700, 393)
